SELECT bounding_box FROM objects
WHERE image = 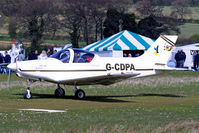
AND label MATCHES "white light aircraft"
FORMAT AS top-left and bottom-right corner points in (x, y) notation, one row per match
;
(8, 35), (179, 99)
